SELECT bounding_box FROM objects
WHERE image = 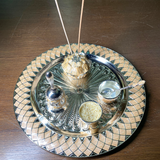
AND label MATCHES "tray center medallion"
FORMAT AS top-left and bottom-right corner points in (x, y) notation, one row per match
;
(76, 87), (83, 94)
